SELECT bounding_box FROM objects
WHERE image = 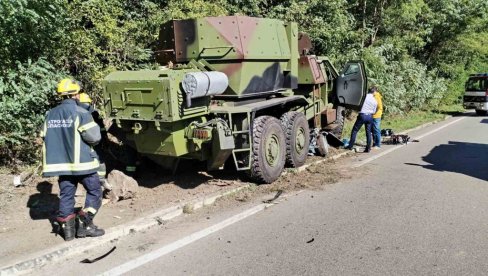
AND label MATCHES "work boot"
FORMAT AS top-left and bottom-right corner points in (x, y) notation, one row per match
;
(56, 214), (76, 241)
(76, 211), (105, 238)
